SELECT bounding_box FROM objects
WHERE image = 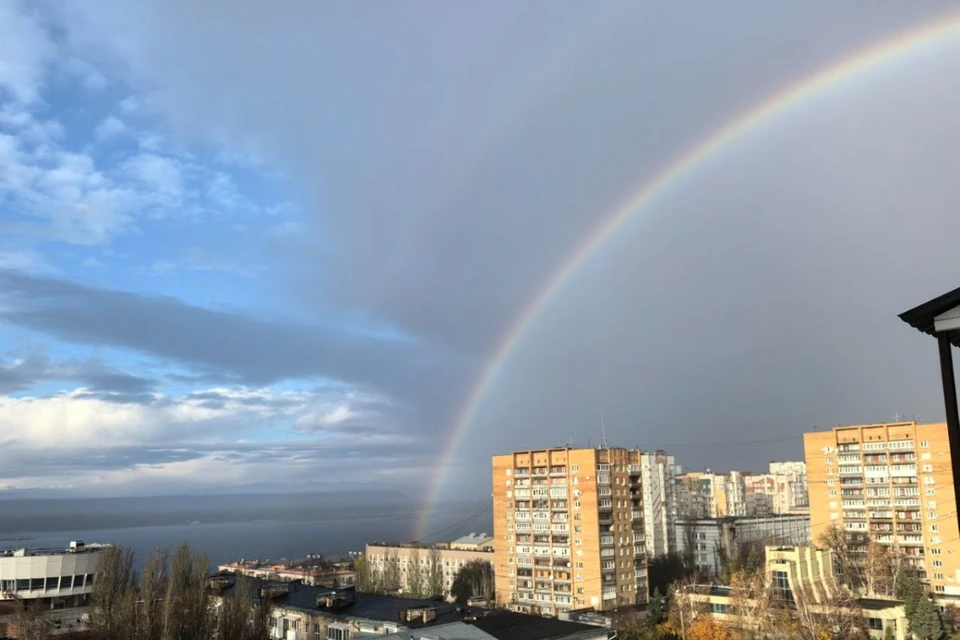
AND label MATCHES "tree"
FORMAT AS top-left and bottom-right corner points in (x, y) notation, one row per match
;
(646, 587), (667, 628)
(449, 561), (493, 604)
(728, 568), (775, 640)
(863, 540), (894, 598)
(381, 550), (402, 592)
(896, 573), (926, 627)
(406, 549), (425, 598)
(647, 553), (693, 596)
(788, 573), (866, 640)
(817, 524), (862, 590)
(12, 597), (54, 640)
(137, 547), (168, 640)
(426, 549), (444, 598)
(883, 625), (895, 640)
(910, 595), (944, 640)
(90, 545), (137, 640)
(162, 543), (214, 640)
(354, 554), (380, 593)
(686, 616), (734, 640)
